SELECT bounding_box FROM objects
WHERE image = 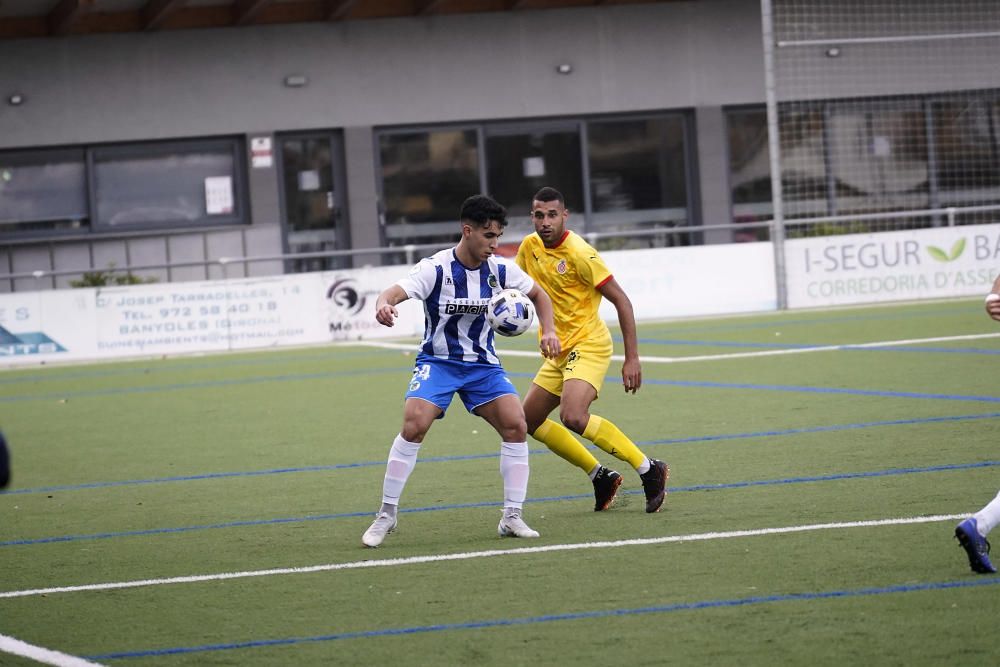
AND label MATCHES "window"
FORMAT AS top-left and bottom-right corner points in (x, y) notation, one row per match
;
(279, 133), (351, 272)
(932, 99), (1000, 224)
(587, 116), (691, 247)
(778, 107), (830, 217)
(728, 108), (772, 210)
(826, 102), (929, 216)
(588, 116), (688, 212)
(378, 129), (480, 242)
(485, 124), (583, 219)
(375, 111), (697, 249)
(728, 98), (944, 234)
(93, 139), (243, 229)
(0, 148), (88, 234)
(0, 137), (246, 240)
